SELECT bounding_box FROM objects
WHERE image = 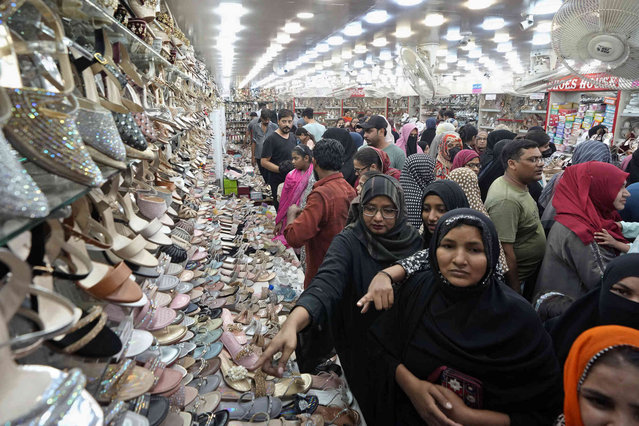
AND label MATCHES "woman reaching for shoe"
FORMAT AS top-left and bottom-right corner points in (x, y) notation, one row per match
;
(253, 175), (422, 422)
(369, 209), (562, 425)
